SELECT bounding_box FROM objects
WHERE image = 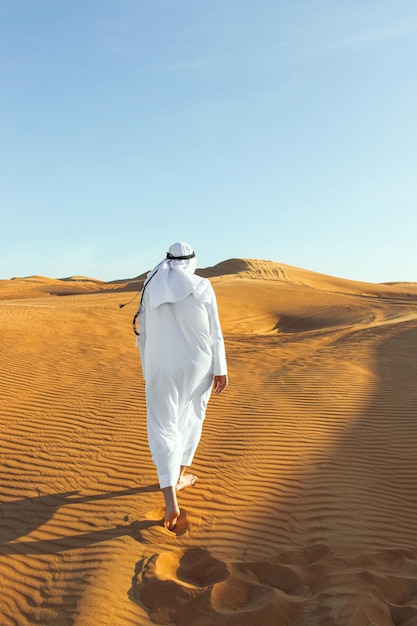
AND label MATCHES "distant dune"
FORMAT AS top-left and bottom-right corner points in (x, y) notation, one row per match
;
(1, 259), (417, 625)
